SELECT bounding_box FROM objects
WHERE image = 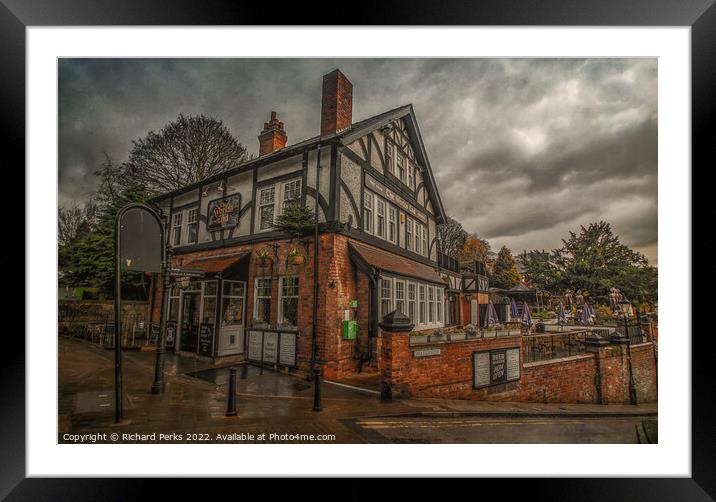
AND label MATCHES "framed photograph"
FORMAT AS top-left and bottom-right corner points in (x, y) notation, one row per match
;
(10, 0), (708, 498)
